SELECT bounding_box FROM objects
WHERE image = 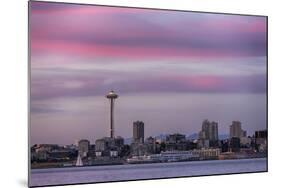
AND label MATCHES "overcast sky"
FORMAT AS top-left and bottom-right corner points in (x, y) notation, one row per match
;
(30, 2), (267, 145)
